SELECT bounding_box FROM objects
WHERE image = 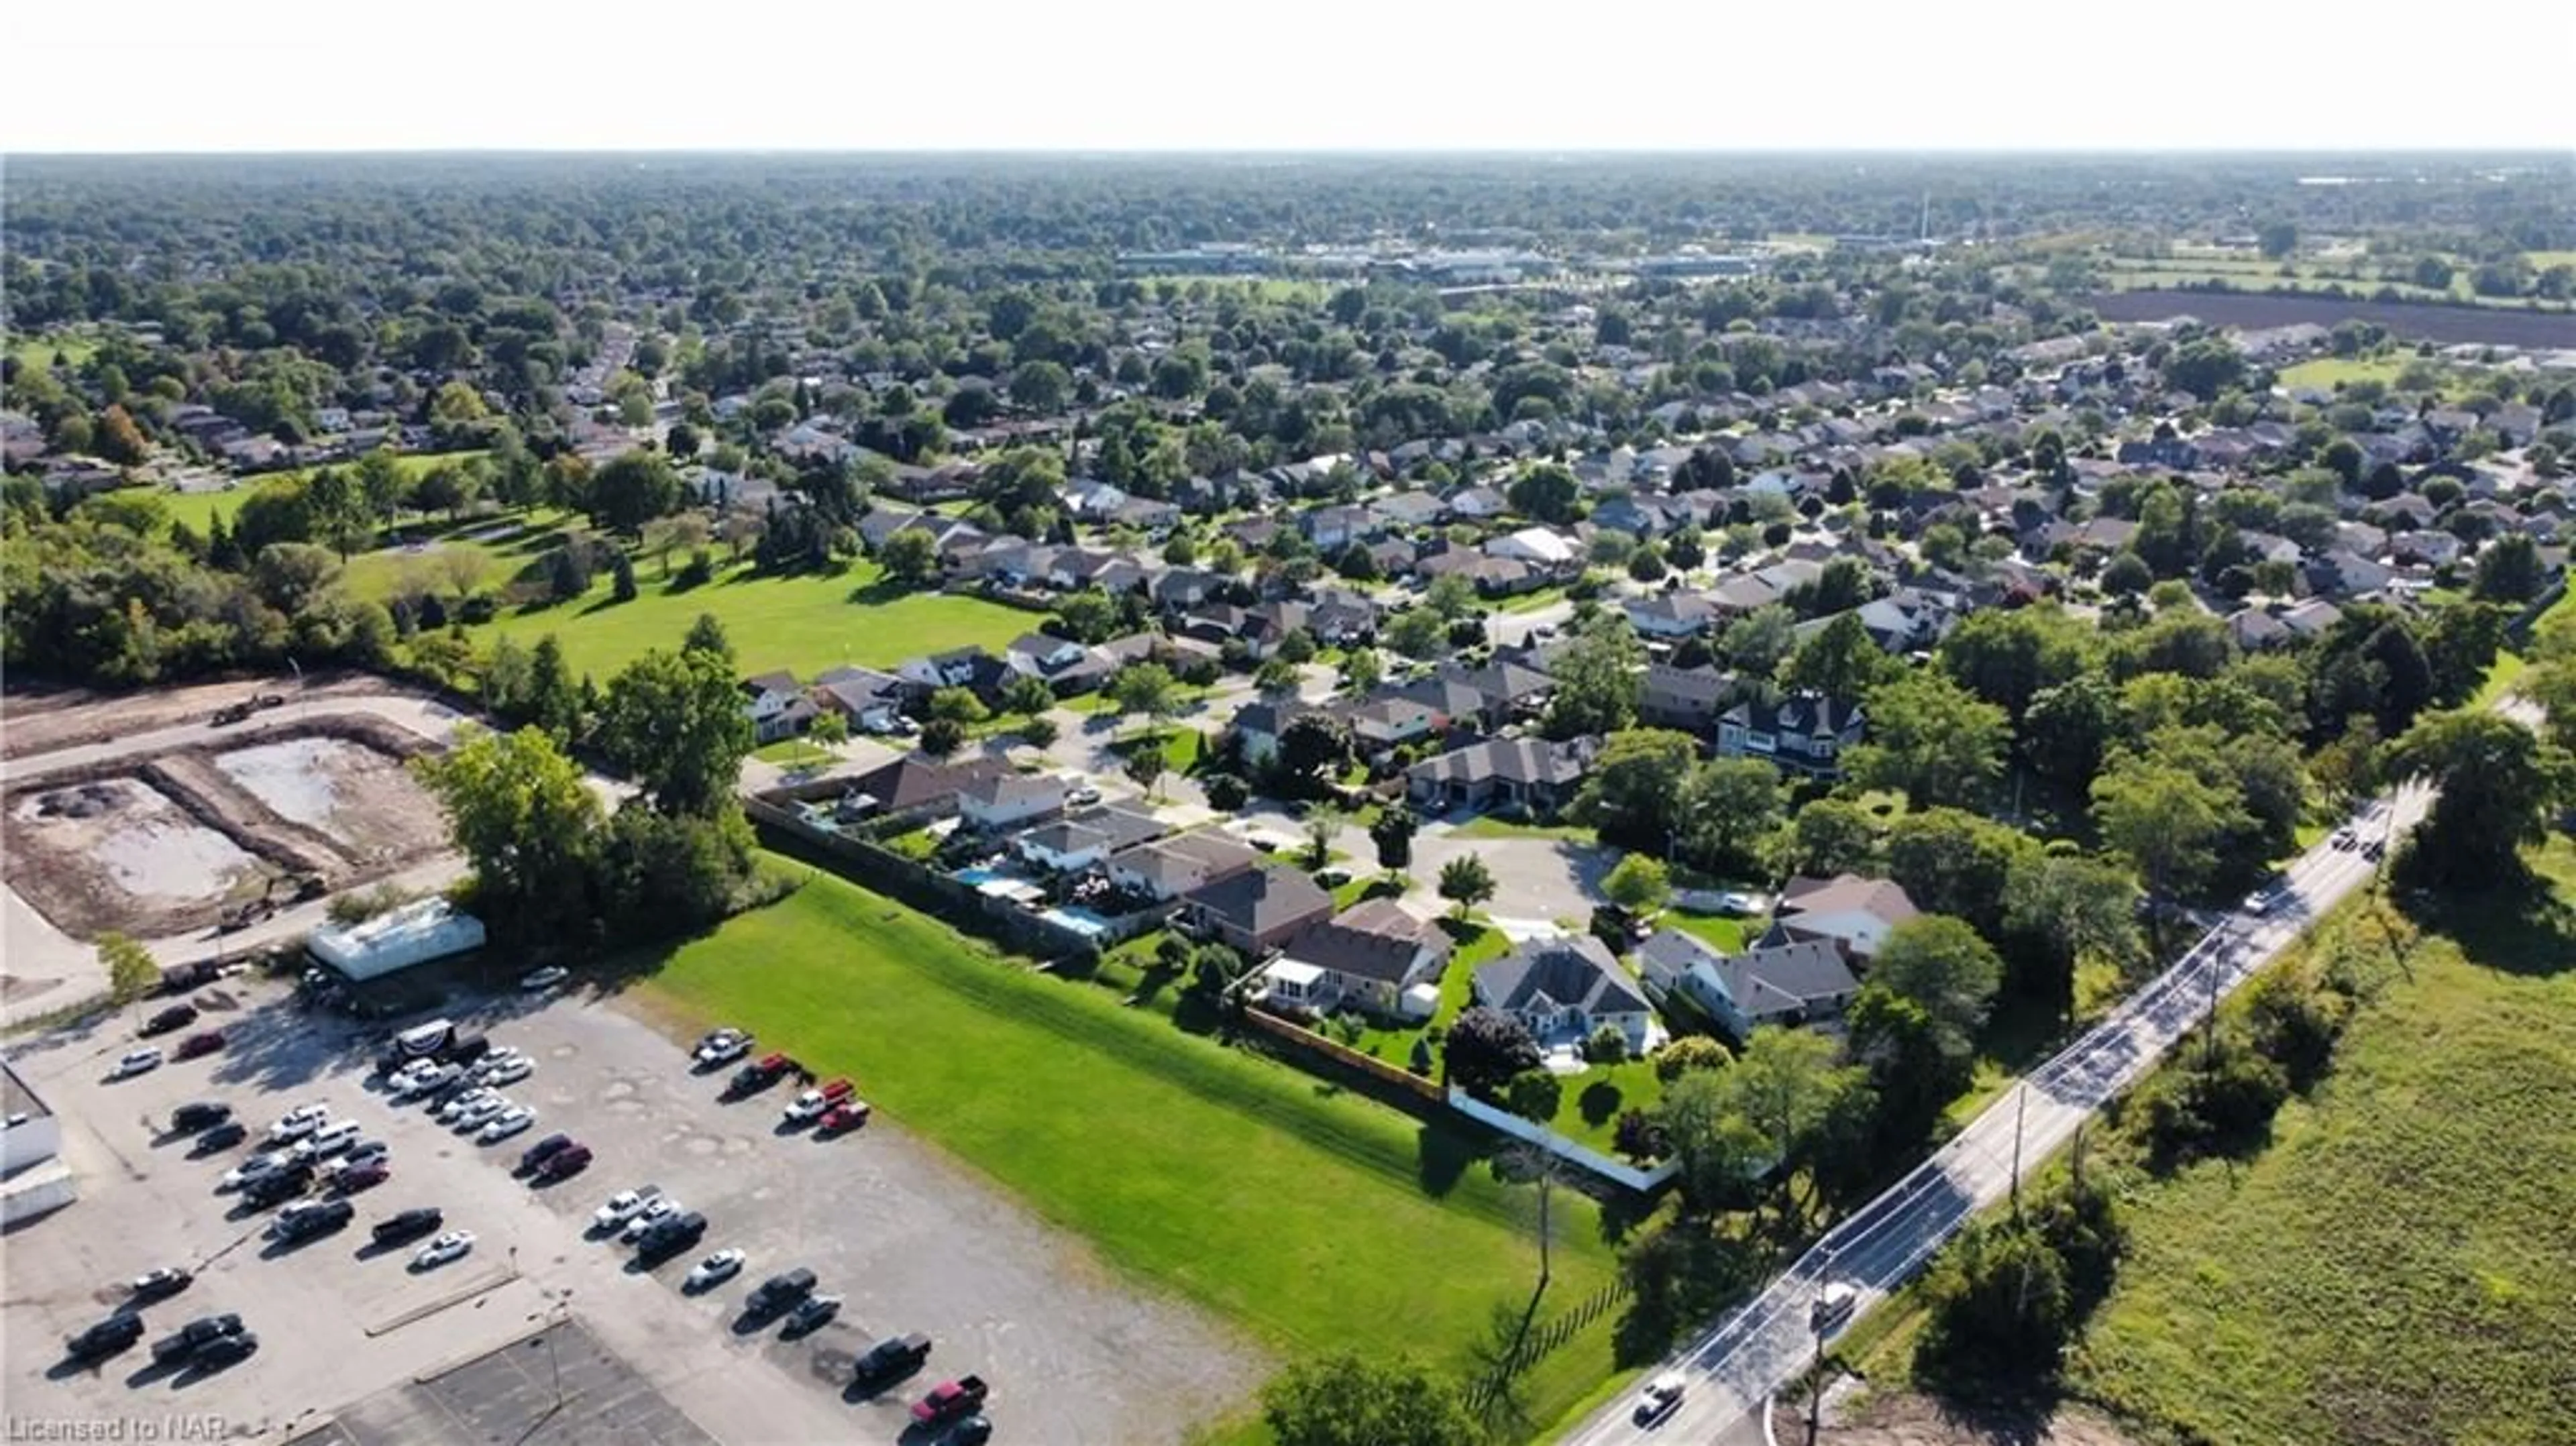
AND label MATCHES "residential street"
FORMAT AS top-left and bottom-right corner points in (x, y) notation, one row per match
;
(1555, 781), (2432, 1446)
